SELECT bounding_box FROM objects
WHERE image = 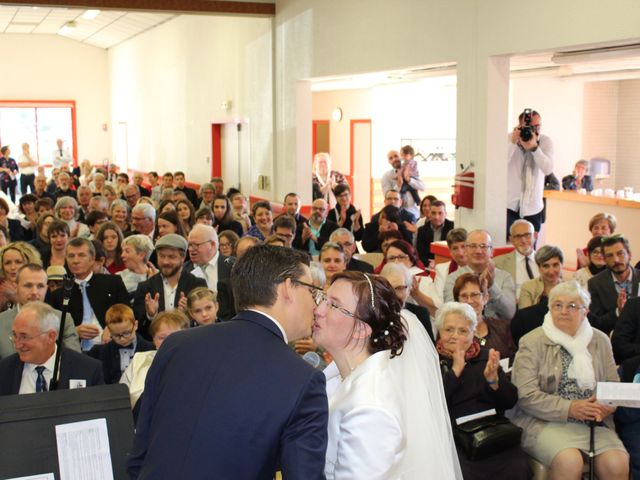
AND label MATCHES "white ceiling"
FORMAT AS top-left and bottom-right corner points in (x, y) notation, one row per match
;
(0, 5), (176, 49)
